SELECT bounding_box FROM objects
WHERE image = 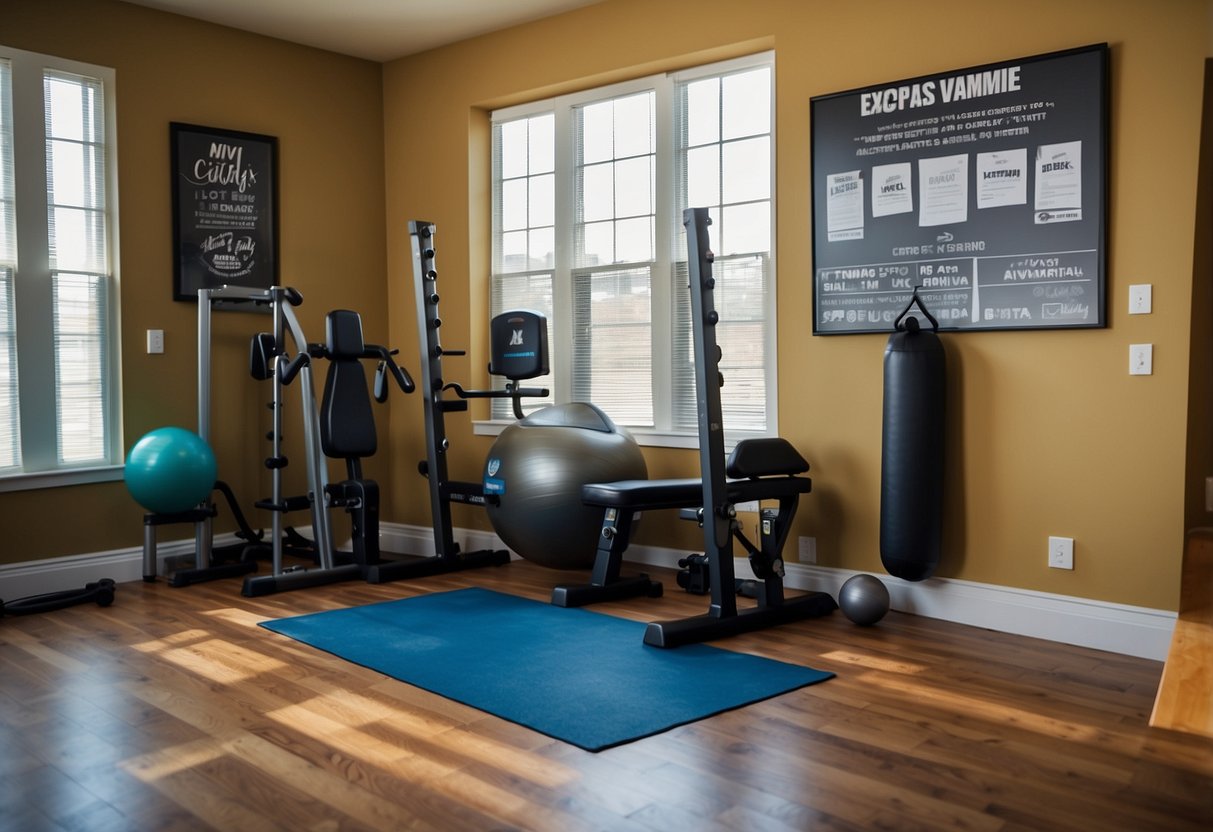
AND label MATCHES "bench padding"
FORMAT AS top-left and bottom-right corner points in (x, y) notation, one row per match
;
(581, 475), (809, 511)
